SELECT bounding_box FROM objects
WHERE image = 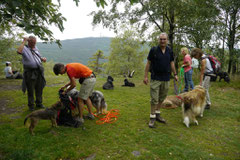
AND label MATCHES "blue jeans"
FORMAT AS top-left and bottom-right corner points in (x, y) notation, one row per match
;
(184, 69), (194, 92)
